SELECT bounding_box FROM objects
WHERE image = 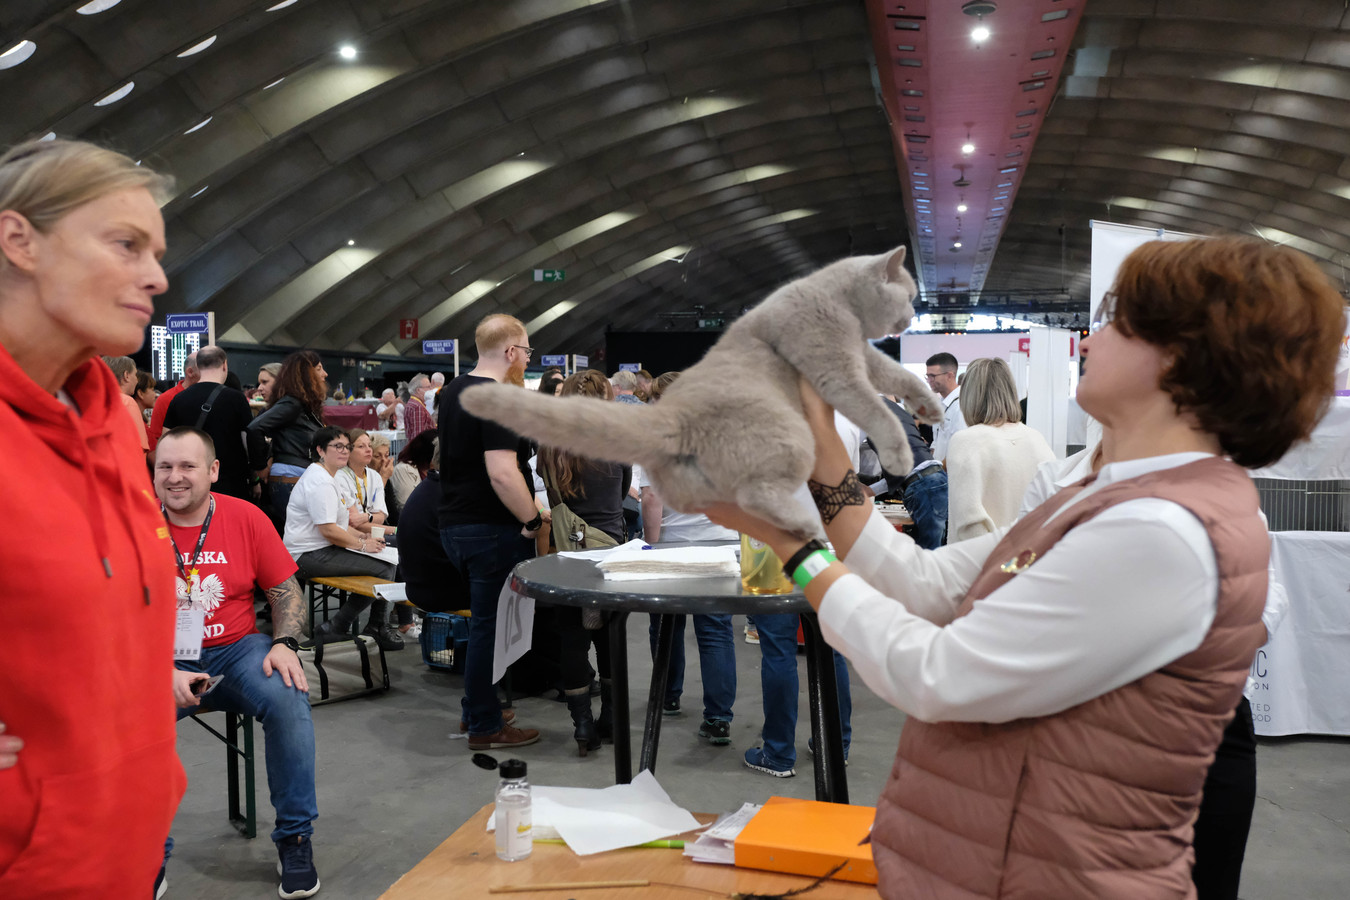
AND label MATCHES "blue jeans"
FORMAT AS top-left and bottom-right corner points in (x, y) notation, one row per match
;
(754, 613), (851, 770)
(647, 613), (736, 722)
(440, 523), (534, 736)
(903, 469), (949, 551)
(168, 632), (317, 858)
